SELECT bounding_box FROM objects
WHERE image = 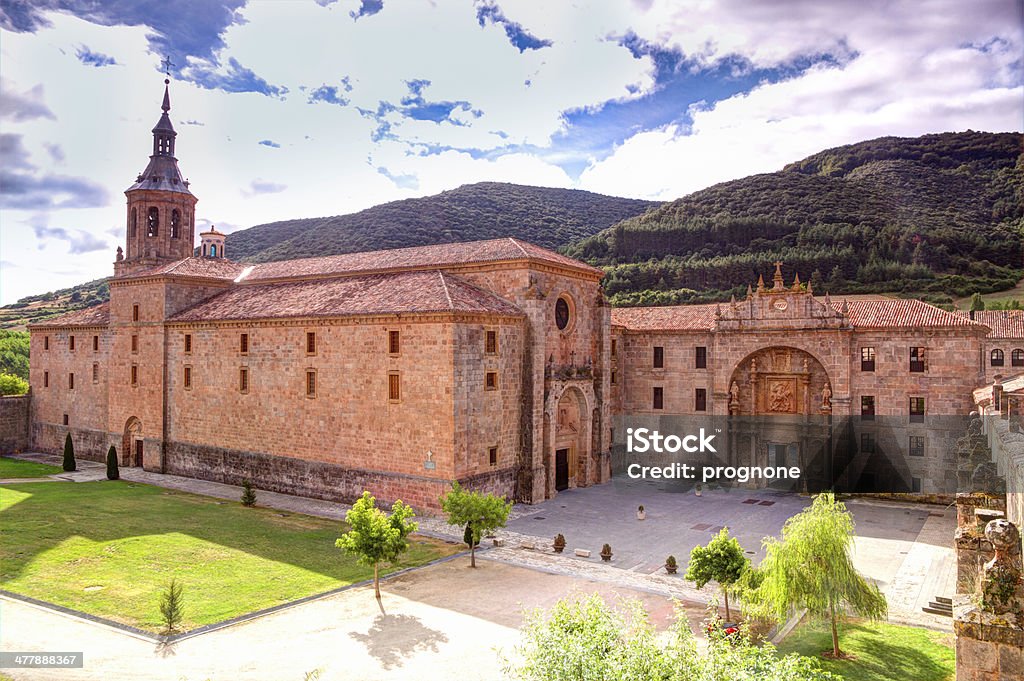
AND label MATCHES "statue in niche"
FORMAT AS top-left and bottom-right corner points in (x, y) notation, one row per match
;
(729, 381), (740, 407)
(821, 382), (832, 410)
